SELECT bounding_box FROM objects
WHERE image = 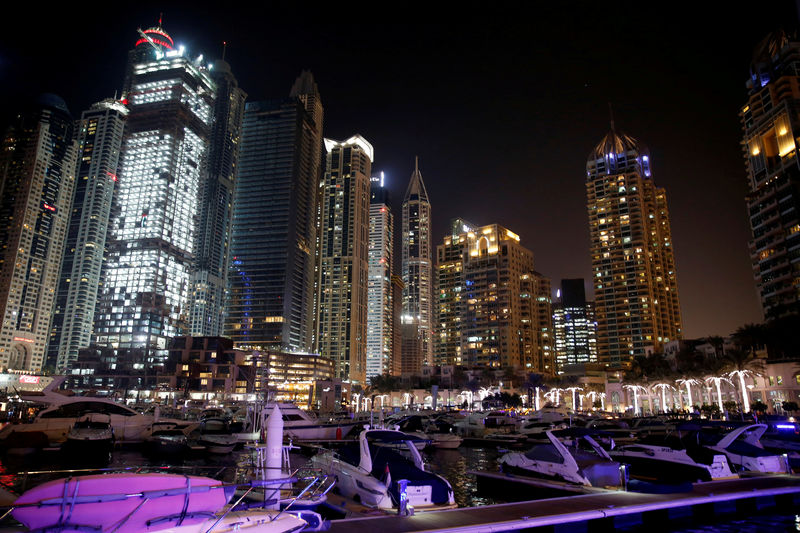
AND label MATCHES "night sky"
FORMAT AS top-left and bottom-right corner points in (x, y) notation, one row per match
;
(2, 2), (798, 340)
